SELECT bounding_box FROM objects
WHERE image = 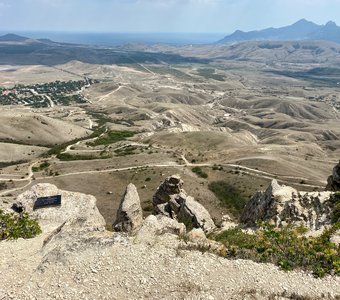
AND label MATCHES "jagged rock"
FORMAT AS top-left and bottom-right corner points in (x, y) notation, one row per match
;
(153, 175), (184, 207)
(113, 183), (143, 233)
(135, 215), (186, 244)
(12, 183), (105, 232)
(241, 180), (334, 231)
(326, 160), (340, 191)
(152, 175), (216, 233)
